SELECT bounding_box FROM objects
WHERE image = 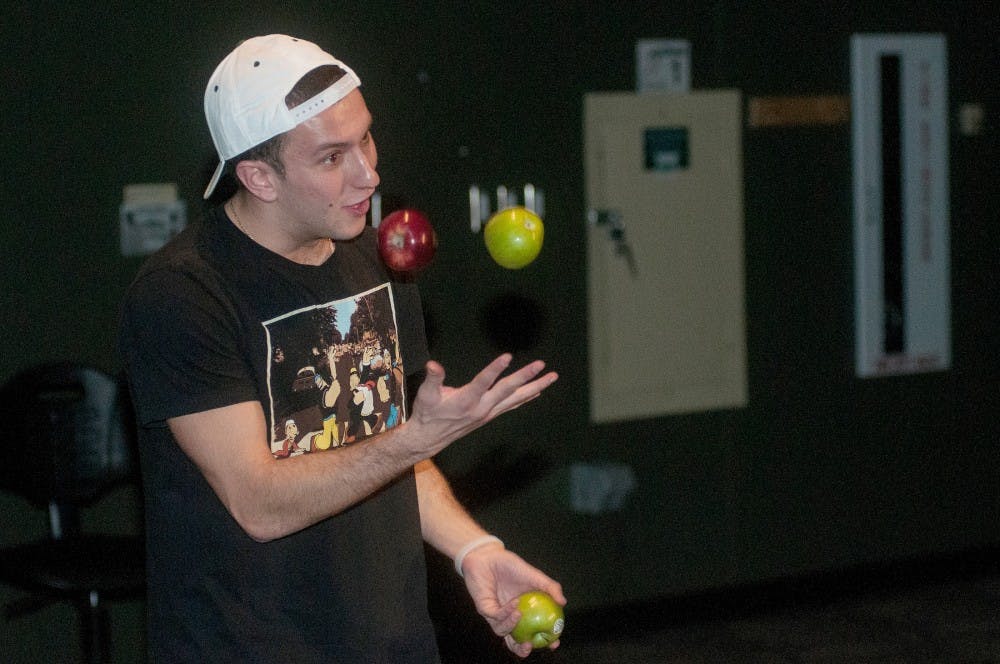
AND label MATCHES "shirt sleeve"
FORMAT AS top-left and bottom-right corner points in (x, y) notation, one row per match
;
(118, 265), (259, 427)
